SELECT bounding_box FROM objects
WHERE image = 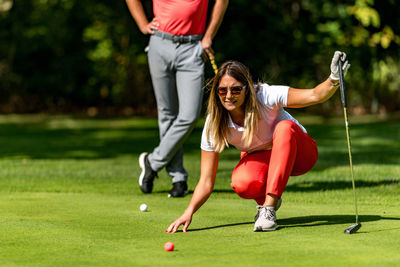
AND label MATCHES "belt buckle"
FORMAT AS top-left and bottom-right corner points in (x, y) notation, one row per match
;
(172, 35), (184, 43)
